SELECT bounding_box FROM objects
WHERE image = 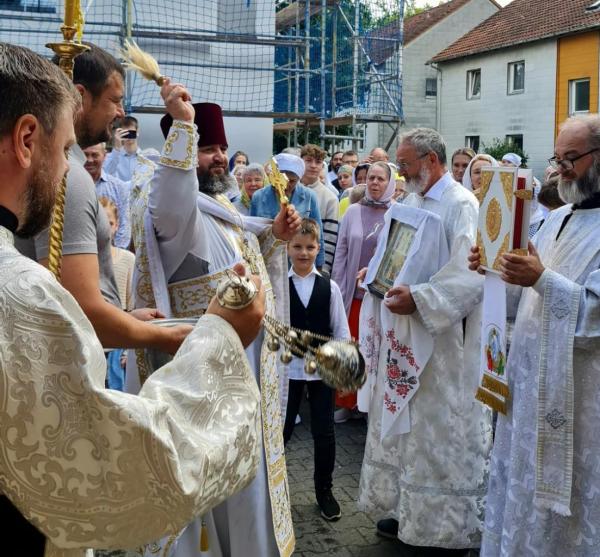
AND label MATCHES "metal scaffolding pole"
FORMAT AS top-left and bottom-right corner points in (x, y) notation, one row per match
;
(351, 1), (360, 151)
(294, 2), (301, 146)
(319, 0), (326, 148)
(304, 0), (311, 145)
